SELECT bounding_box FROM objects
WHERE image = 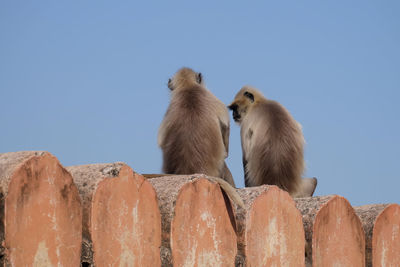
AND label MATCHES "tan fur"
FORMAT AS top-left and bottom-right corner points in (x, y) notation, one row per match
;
(229, 86), (316, 197)
(220, 162), (235, 187)
(293, 177), (318, 198)
(158, 67), (235, 187)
